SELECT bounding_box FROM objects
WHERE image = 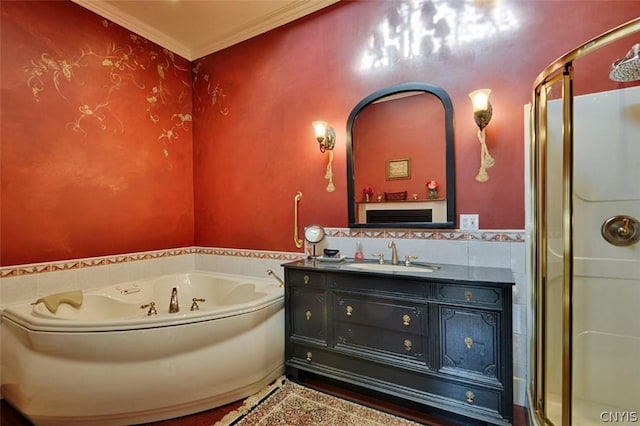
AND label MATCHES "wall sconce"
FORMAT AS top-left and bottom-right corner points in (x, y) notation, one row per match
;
(312, 121), (336, 153)
(469, 89), (495, 182)
(312, 121), (336, 192)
